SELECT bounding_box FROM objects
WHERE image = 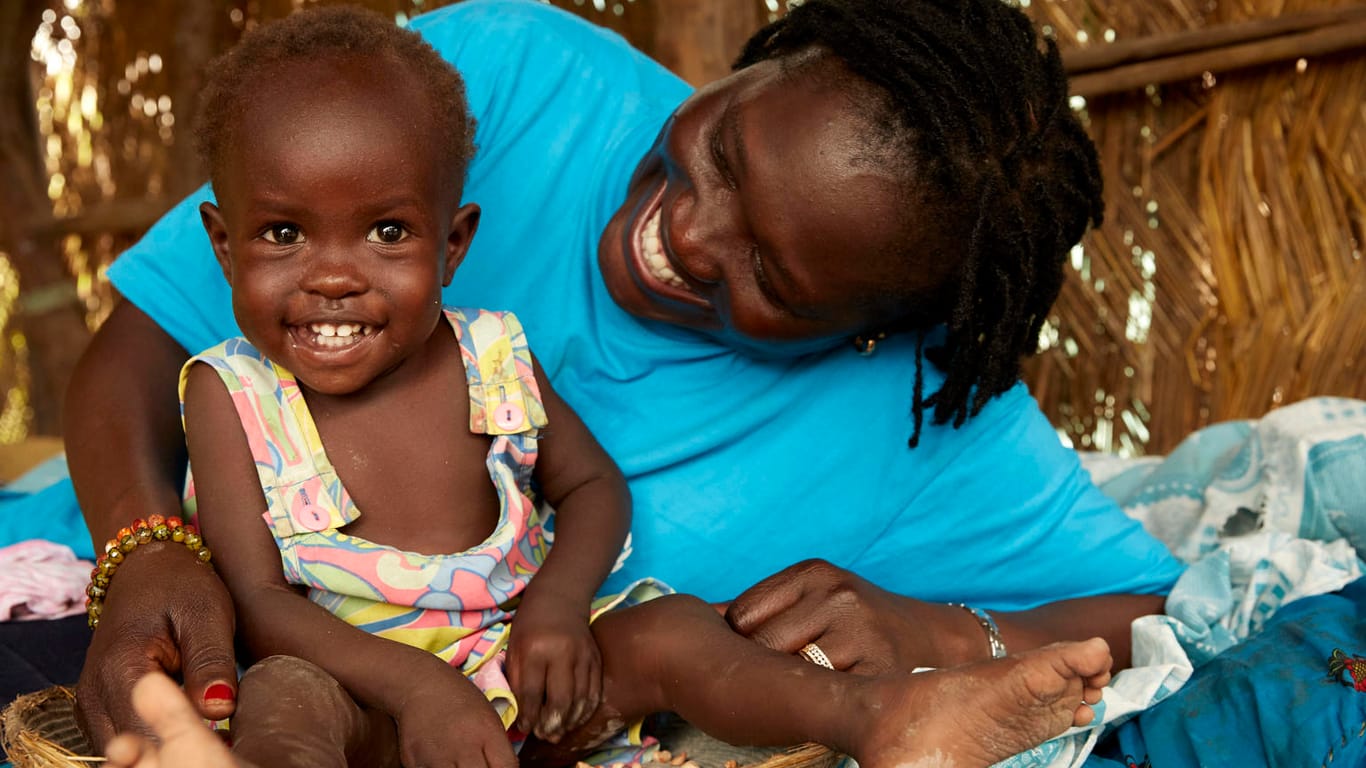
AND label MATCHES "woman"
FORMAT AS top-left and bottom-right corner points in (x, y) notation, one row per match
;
(66, 0), (1181, 746)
